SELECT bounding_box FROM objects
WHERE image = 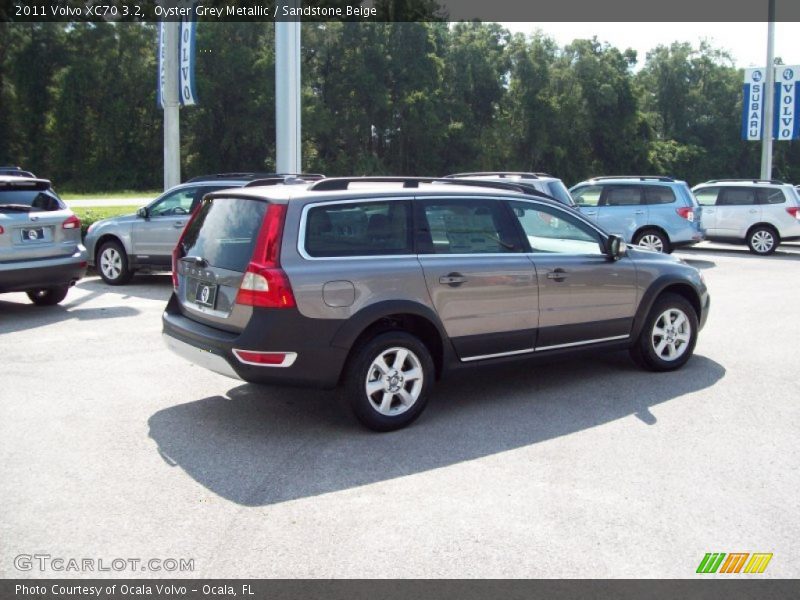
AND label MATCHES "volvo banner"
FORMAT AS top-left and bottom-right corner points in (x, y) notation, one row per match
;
(742, 65), (800, 141)
(157, 4), (198, 108)
(775, 66), (799, 141)
(179, 17), (198, 106)
(157, 22), (166, 109)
